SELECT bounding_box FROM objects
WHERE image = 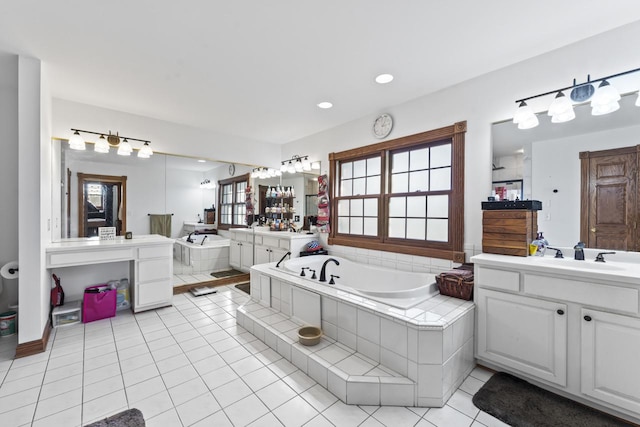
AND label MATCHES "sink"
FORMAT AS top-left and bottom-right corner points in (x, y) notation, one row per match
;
(530, 257), (625, 271)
